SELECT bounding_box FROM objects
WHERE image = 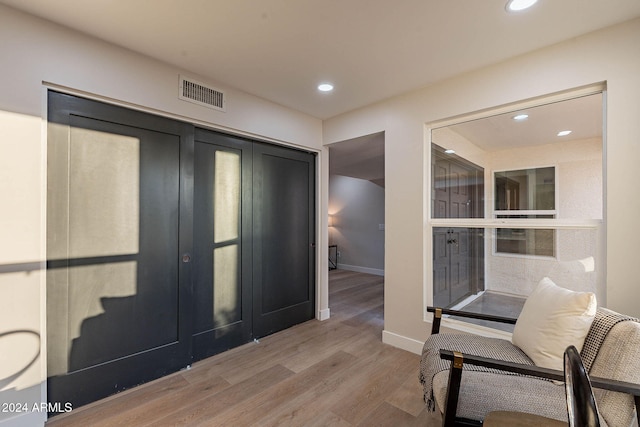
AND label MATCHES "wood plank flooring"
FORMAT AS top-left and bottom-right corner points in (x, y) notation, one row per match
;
(46, 270), (437, 426)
